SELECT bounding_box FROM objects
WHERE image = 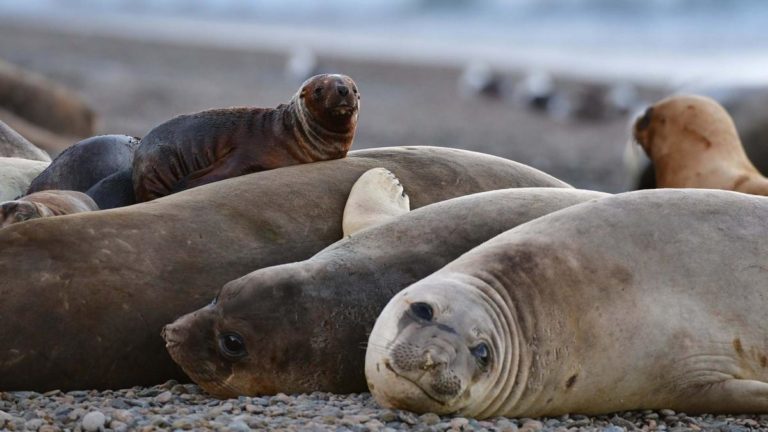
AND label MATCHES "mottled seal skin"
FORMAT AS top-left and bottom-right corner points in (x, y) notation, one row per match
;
(85, 168), (136, 210)
(0, 146), (568, 391)
(0, 59), (96, 152)
(27, 135), (139, 194)
(633, 95), (768, 195)
(132, 74), (360, 202)
(0, 190), (98, 228)
(367, 189), (768, 418)
(162, 188), (605, 397)
(0, 157), (49, 201)
(0, 120), (50, 162)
